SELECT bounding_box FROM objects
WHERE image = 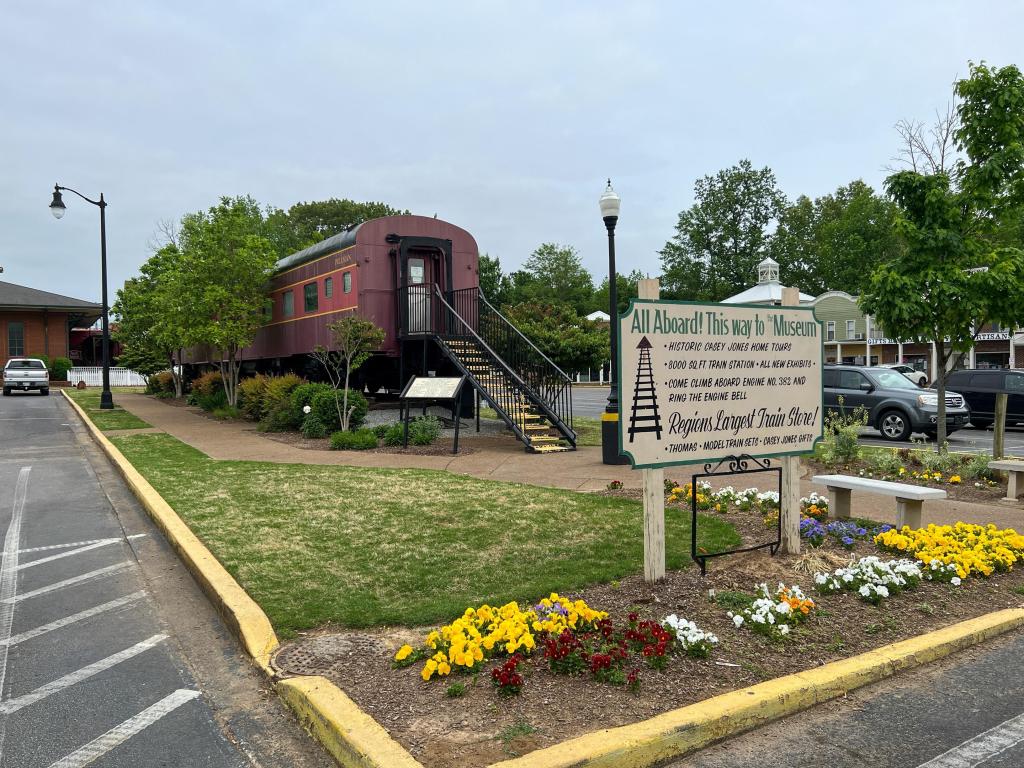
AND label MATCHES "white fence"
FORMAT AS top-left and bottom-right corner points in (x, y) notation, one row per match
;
(68, 367), (148, 387)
